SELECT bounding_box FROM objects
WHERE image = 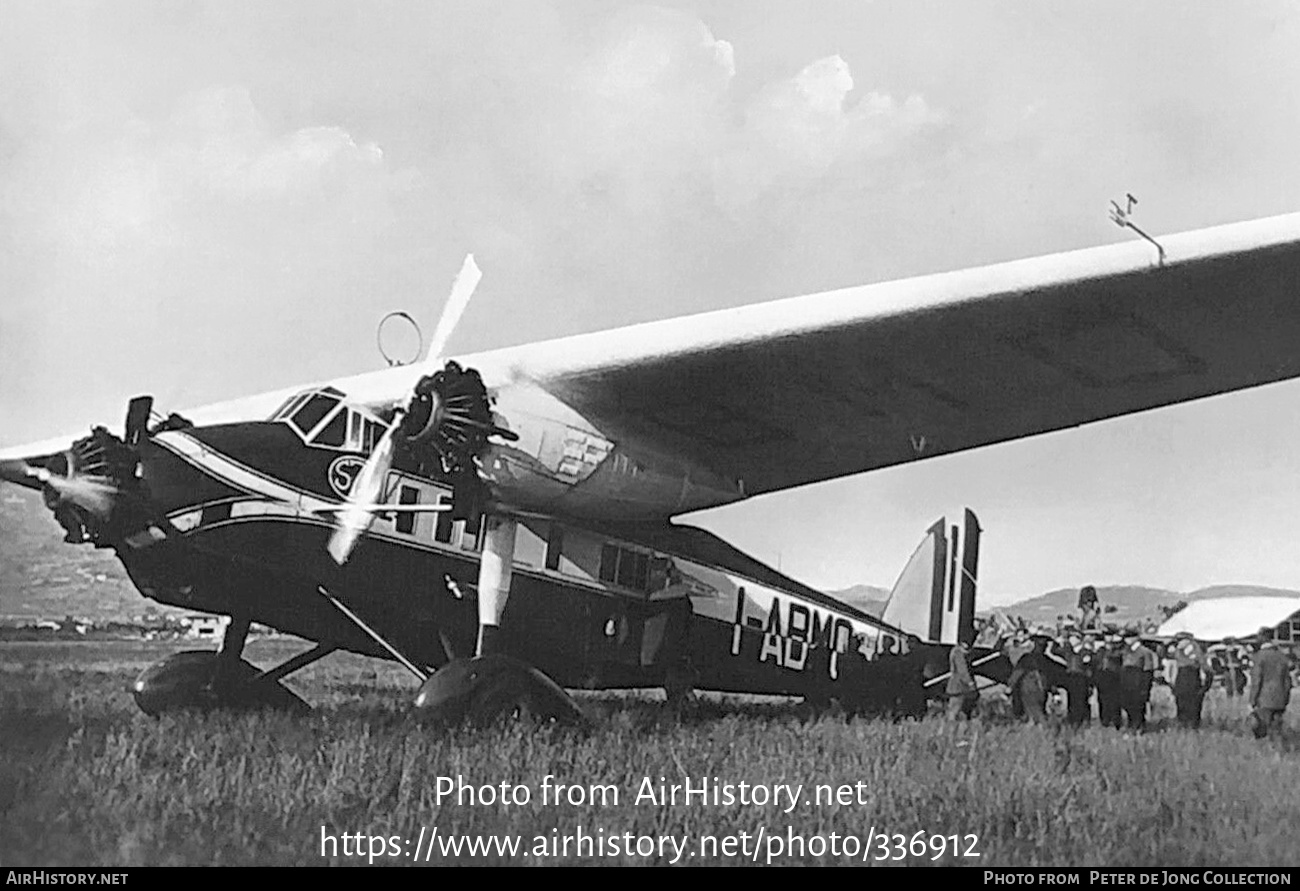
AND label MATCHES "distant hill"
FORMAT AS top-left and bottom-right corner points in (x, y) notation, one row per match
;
(825, 584), (890, 617)
(0, 489), (186, 622)
(6, 484), (1300, 627)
